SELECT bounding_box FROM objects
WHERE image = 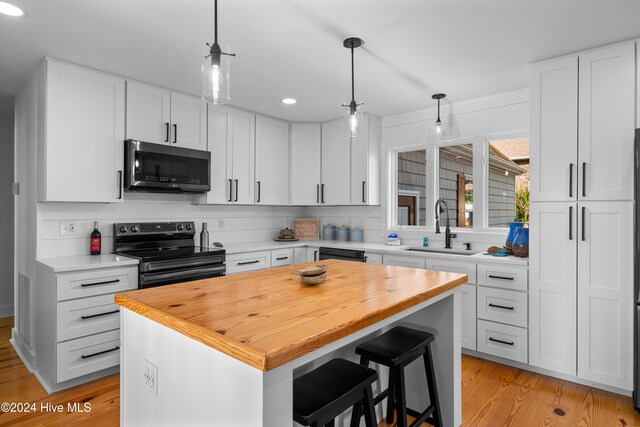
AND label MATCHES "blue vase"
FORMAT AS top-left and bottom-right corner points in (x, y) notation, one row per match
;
(505, 222), (524, 249)
(512, 227), (529, 258)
